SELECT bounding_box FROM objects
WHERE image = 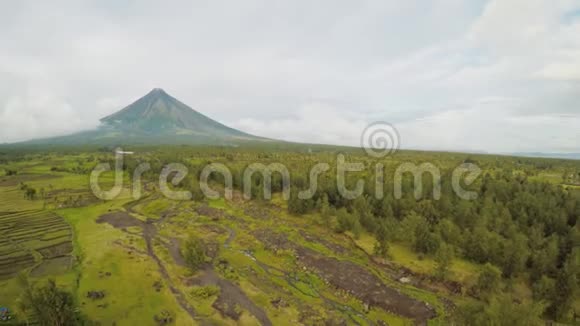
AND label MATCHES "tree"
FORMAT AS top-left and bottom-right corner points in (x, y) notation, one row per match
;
(529, 235), (559, 281)
(437, 219), (464, 249)
(562, 170), (573, 183)
(335, 208), (352, 233)
(500, 233), (529, 277)
(352, 219), (363, 239)
(182, 235), (206, 272)
(435, 242), (454, 280)
(18, 275), (81, 326)
(546, 258), (577, 320)
(532, 275), (555, 302)
(466, 226), (492, 264)
(455, 293), (544, 326)
(23, 187), (36, 200)
(397, 211), (423, 243)
(288, 189), (308, 215)
(320, 194), (331, 227)
(373, 221), (390, 258)
(353, 196), (375, 231)
(376, 196), (394, 219)
(188, 174), (205, 201)
(414, 222), (440, 255)
(475, 263), (502, 298)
